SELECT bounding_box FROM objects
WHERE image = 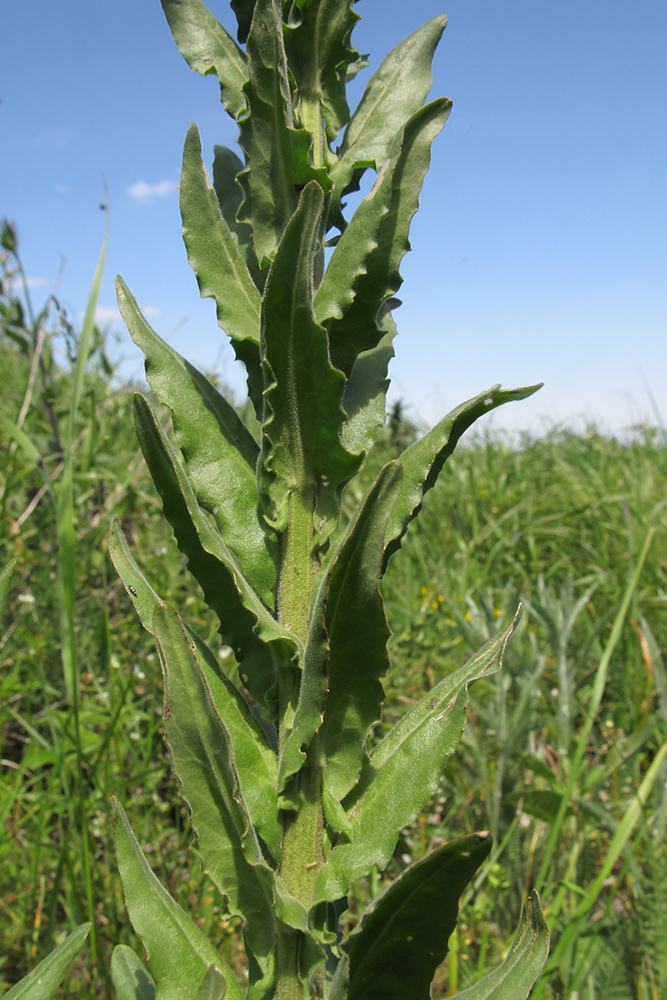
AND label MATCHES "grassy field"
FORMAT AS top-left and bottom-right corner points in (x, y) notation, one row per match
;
(2, 241), (666, 997)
